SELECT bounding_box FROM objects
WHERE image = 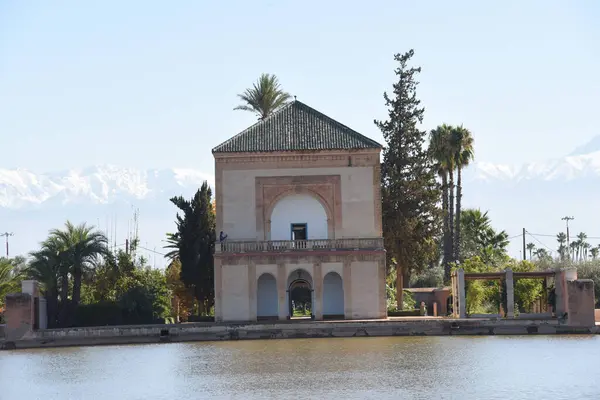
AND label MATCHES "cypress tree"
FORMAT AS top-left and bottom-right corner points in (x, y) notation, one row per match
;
(167, 182), (215, 315)
(375, 50), (442, 309)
